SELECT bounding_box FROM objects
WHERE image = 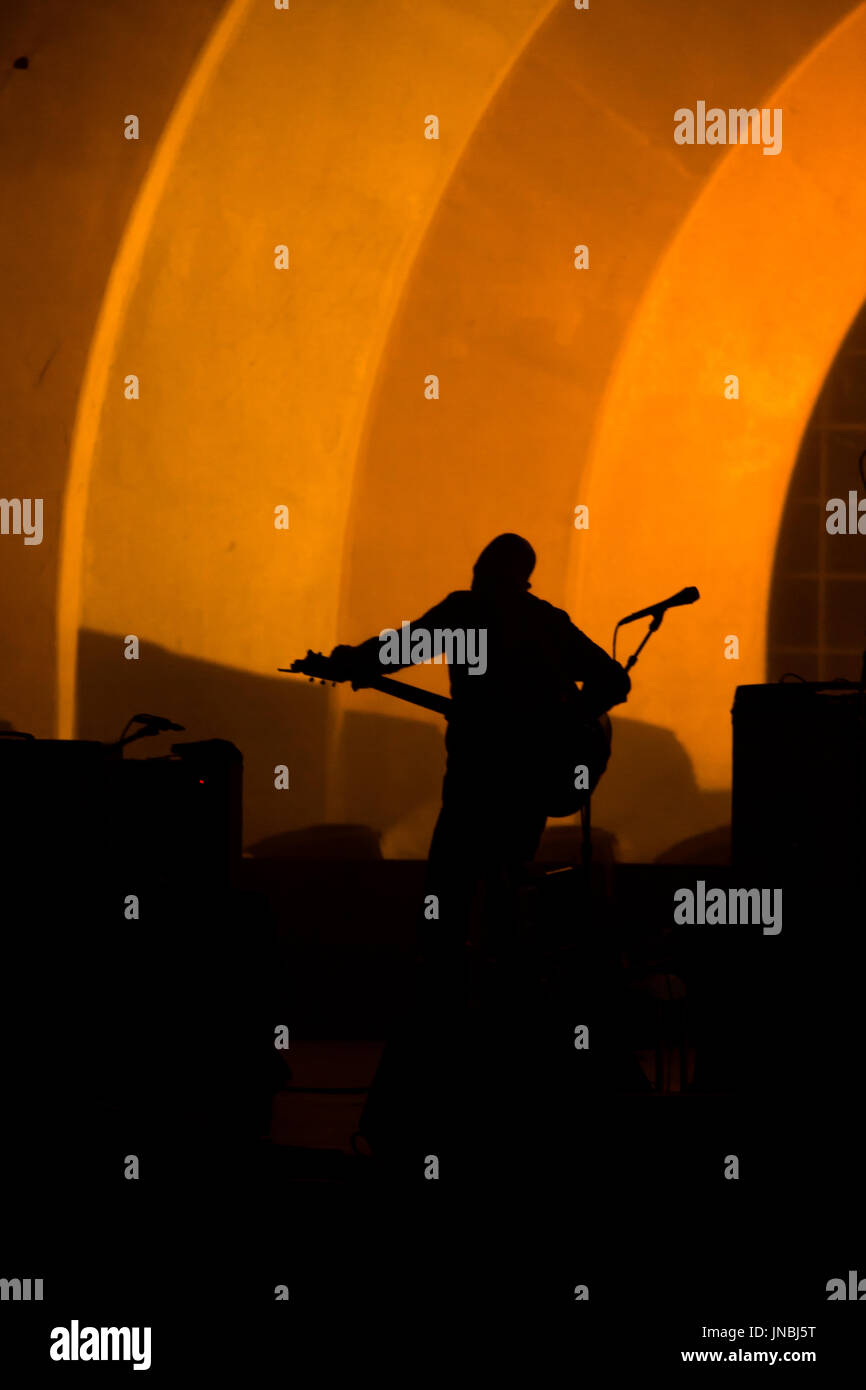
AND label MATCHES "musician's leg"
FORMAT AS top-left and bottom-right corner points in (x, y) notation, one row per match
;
(485, 804), (547, 956)
(420, 757), (547, 985)
(422, 801), (476, 959)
